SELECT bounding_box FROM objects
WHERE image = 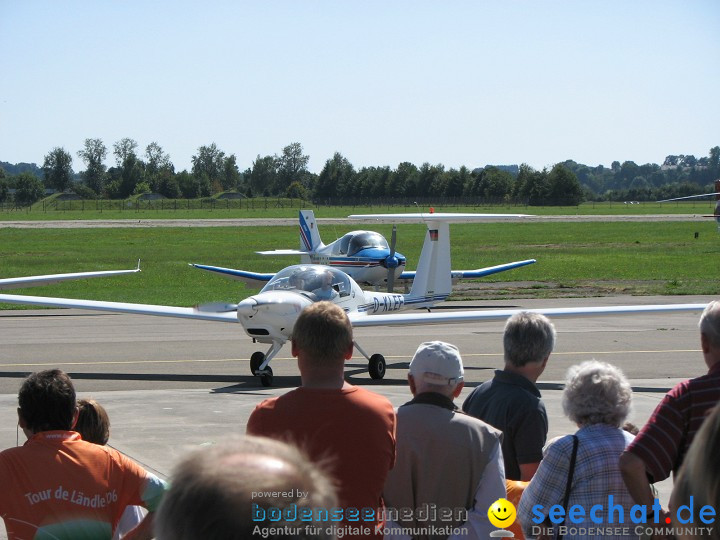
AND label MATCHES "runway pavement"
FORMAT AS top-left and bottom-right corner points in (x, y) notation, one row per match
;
(0, 294), (716, 537)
